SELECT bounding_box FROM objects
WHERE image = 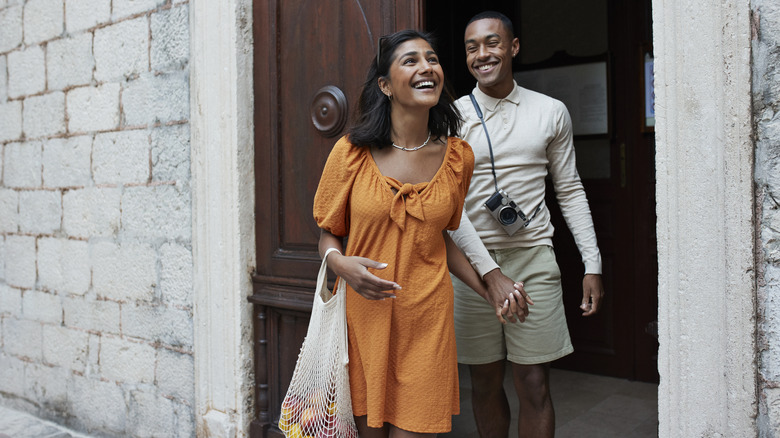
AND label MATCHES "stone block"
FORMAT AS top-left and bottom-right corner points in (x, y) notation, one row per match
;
(47, 32), (94, 90)
(93, 130), (150, 184)
(94, 17), (149, 82)
(23, 0), (63, 45)
(7, 45), (46, 98)
(69, 374), (127, 434)
(121, 303), (193, 348)
(42, 325), (88, 372)
(0, 284), (23, 317)
(67, 83), (120, 133)
(128, 387), (176, 436)
(3, 140), (42, 188)
(63, 296), (120, 334)
(4, 235), (36, 289)
(112, 0), (166, 21)
(121, 184), (191, 241)
(24, 362), (68, 410)
(0, 100), (22, 142)
(22, 92), (66, 139)
(99, 336), (155, 384)
(157, 348), (194, 402)
(173, 401), (195, 438)
(122, 71), (189, 126)
(22, 289), (61, 324)
(62, 187), (121, 238)
(159, 242), (193, 307)
(42, 135), (92, 188)
(19, 190), (62, 234)
(151, 123), (190, 183)
(65, 0), (111, 33)
(0, 189), (19, 233)
(92, 241), (156, 302)
(151, 4), (189, 72)
(38, 237), (90, 296)
(0, 237), (3, 280)
(3, 317), (43, 361)
(0, 6), (22, 53)
(0, 353), (27, 398)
